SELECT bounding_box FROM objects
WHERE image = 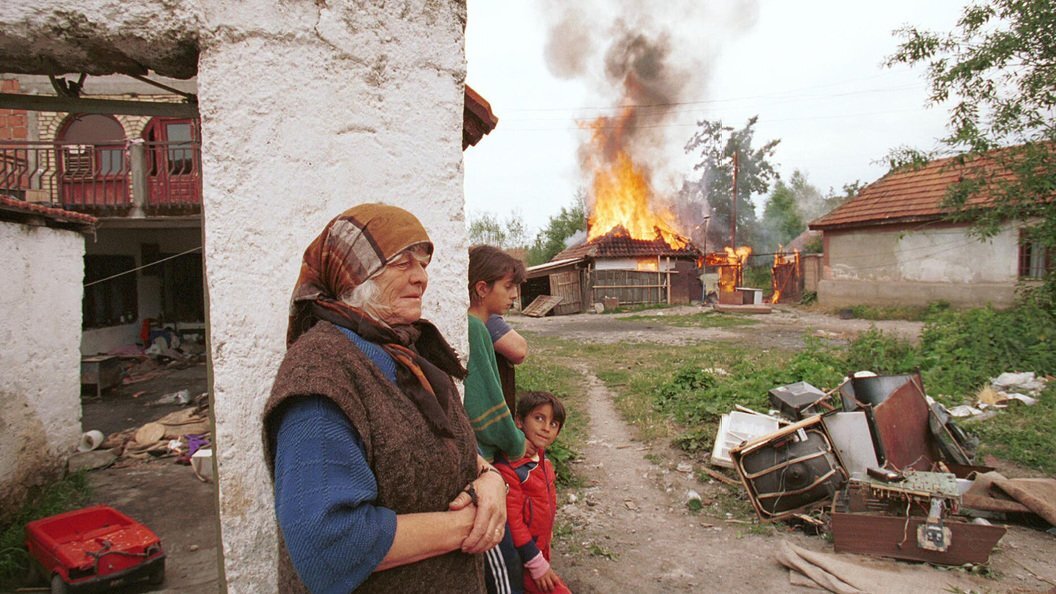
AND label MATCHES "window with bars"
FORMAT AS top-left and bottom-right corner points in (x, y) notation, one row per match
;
(1018, 231), (1051, 279)
(83, 255), (138, 328)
